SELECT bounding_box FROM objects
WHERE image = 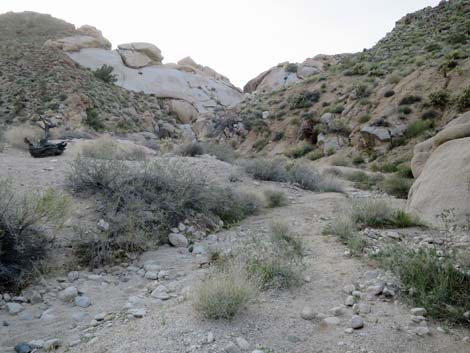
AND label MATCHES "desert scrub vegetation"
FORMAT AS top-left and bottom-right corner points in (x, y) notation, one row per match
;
(68, 158), (262, 266)
(350, 199), (420, 228)
(380, 174), (413, 199)
(0, 179), (69, 291)
(288, 90), (320, 109)
(175, 142), (236, 162)
(244, 222), (304, 289)
(263, 189), (288, 208)
(4, 125), (43, 150)
(456, 86), (470, 113)
(284, 144), (314, 159)
(344, 171), (383, 191)
(92, 64), (117, 84)
(243, 159), (343, 193)
(374, 246), (470, 324)
(192, 265), (257, 320)
(81, 136), (148, 161)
